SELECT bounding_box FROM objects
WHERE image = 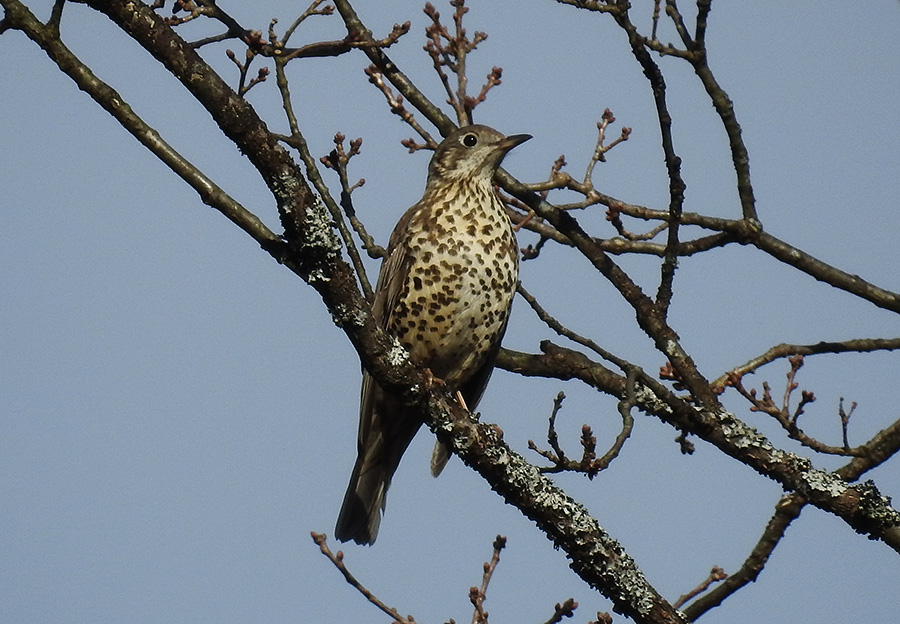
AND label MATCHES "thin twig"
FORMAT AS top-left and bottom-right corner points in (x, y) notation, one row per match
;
(365, 65), (437, 147)
(543, 598), (578, 624)
(469, 535), (506, 624)
(320, 133), (387, 262)
(282, 0), (333, 45)
(547, 392), (568, 461)
(528, 373), (635, 478)
(726, 361), (867, 458)
(839, 398), (857, 451)
(713, 338), (900, 392)
(517, 282), (632, 373)
(672, 566), (727, 609)
(311, 533), (415, 624)
(423, 0), (492, 126)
